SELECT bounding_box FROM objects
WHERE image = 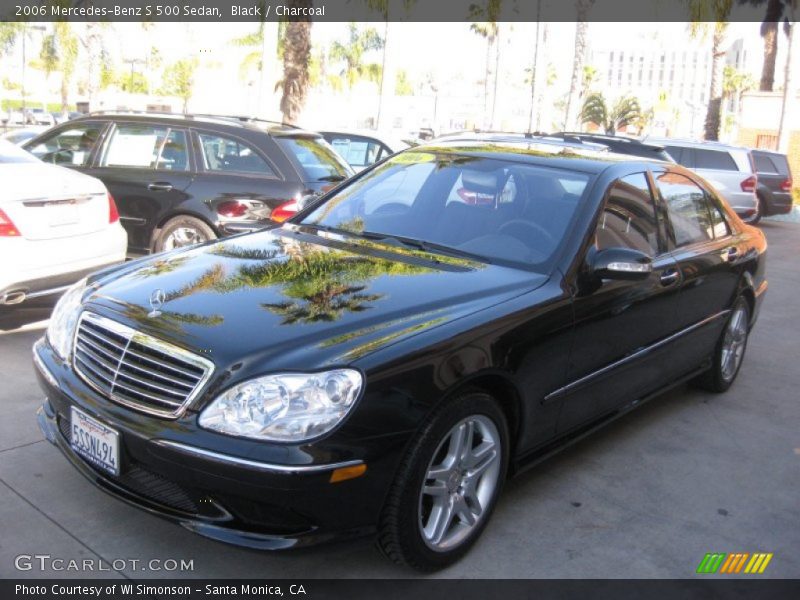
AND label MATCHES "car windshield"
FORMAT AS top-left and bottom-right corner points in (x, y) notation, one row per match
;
(298, 151), (592, 269)
(275, 135), (353, 182)
(0, 140), (39, 163)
